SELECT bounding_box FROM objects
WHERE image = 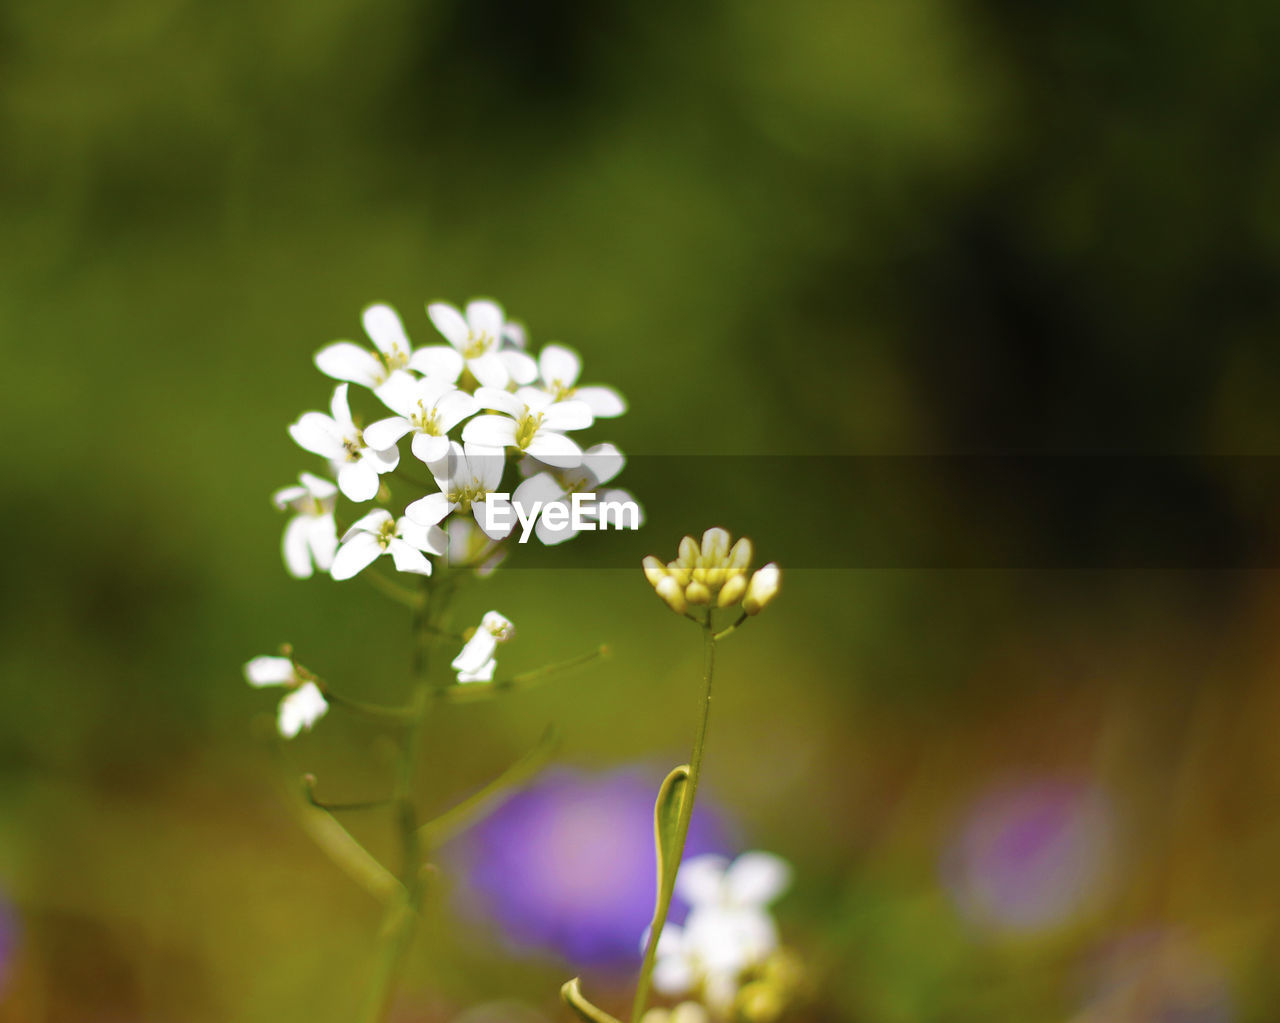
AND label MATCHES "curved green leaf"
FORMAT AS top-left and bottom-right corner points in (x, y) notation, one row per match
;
(562, 978), (623, 1023)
